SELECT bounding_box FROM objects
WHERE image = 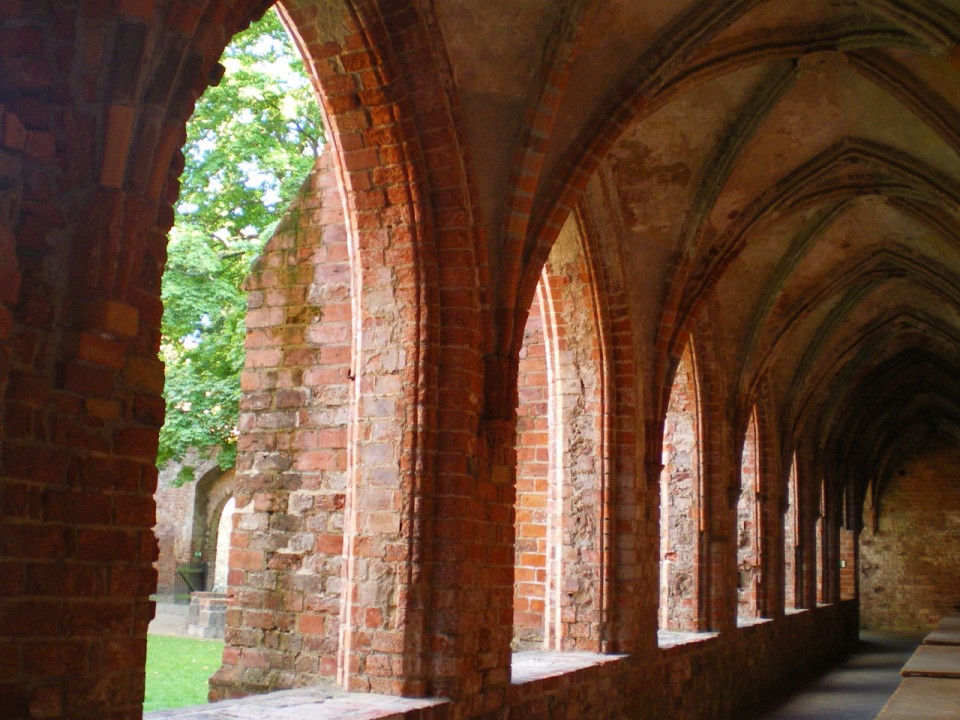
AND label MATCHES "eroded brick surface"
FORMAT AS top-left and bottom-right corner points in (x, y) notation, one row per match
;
(660, 345), (700, 632)
(210, 153), (351, 698)
(513, 291), (548, 648)
(3, 1), (953, 719)
(860, 440), (960, 630)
